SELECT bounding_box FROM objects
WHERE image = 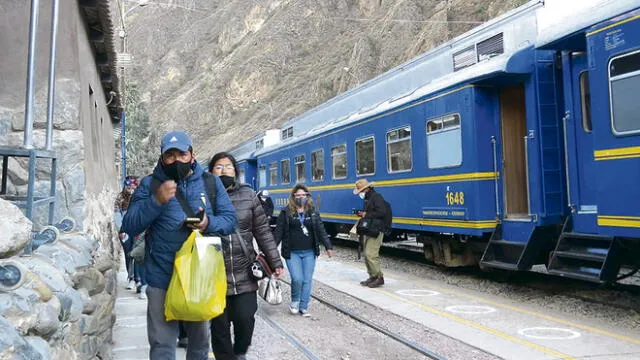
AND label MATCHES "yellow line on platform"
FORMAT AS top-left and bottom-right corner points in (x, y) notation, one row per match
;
(374, 288), (576, 360)
(371, 264), (640, 346)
